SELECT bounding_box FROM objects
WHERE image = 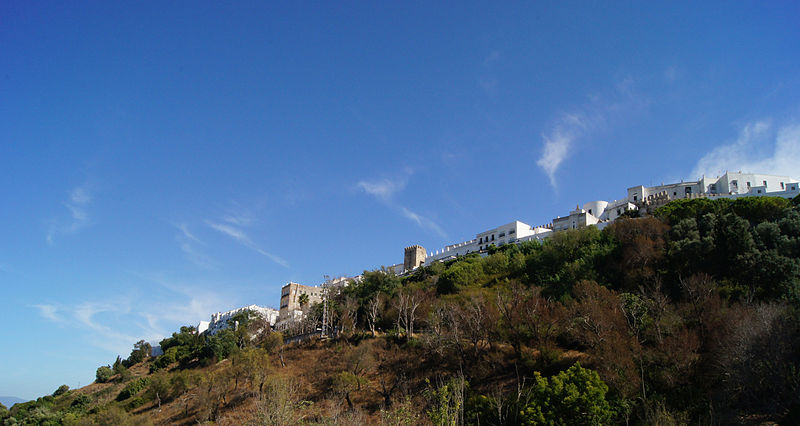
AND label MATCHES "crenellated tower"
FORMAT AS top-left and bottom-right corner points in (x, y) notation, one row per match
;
(403, 245), (426, 271)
